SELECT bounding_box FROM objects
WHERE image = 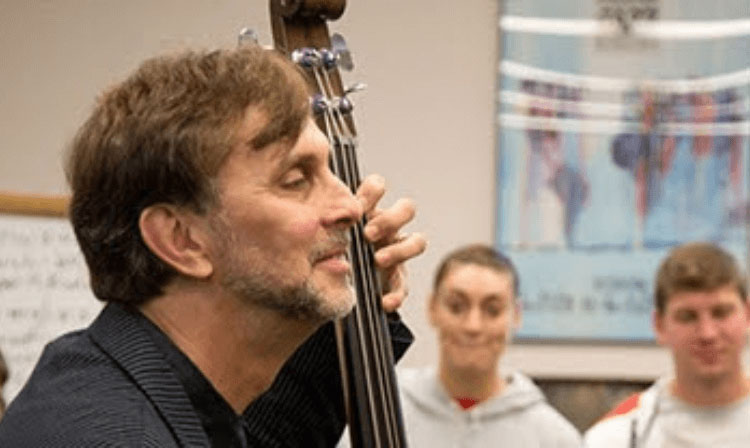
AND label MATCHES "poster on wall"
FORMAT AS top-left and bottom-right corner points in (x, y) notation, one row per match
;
(495, 0), (750, 341)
